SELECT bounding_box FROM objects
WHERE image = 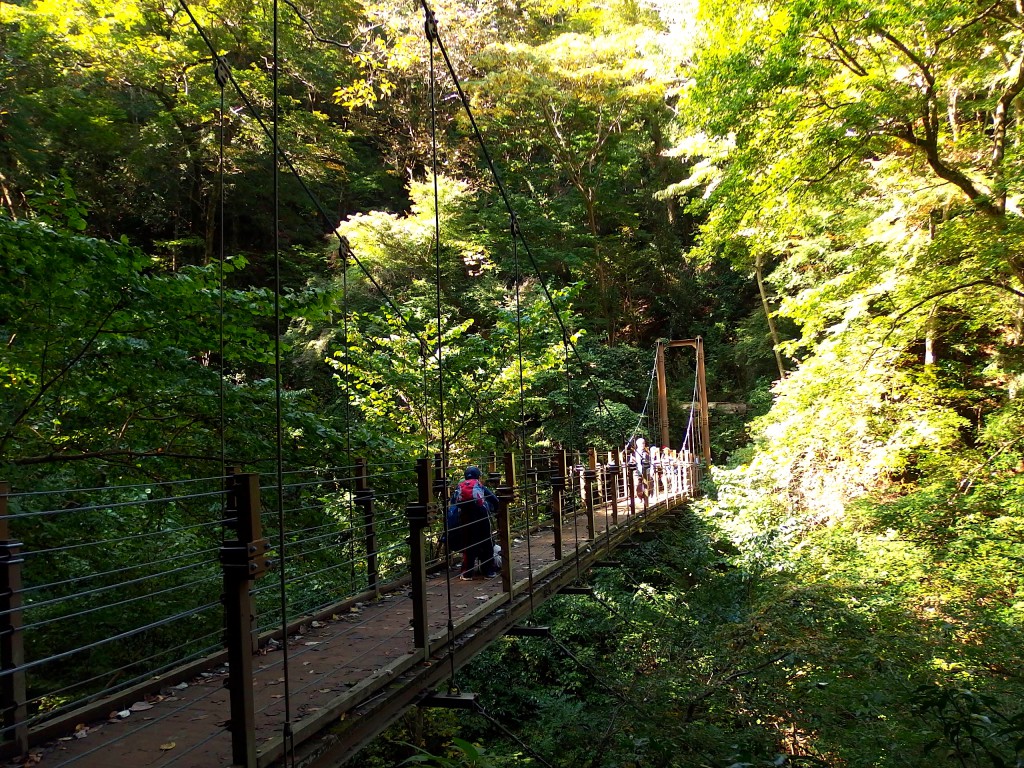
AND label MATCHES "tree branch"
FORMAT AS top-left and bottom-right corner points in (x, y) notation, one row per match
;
(798, 145), (865, 184)
(877, 28), (935, 90)
(889, 124), (999, 216)
(872, 279), (1023, 360)
(280, 0), (353, 51)
(936, 1), (1002, 46)
(989, 52), (1024, 202)
(1, 297), (126, 454)
(685, 652), (791, 722)
(13, 449), (227, 466)
(892, 279), (1024, 328)
(817, 25), (869, 77)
